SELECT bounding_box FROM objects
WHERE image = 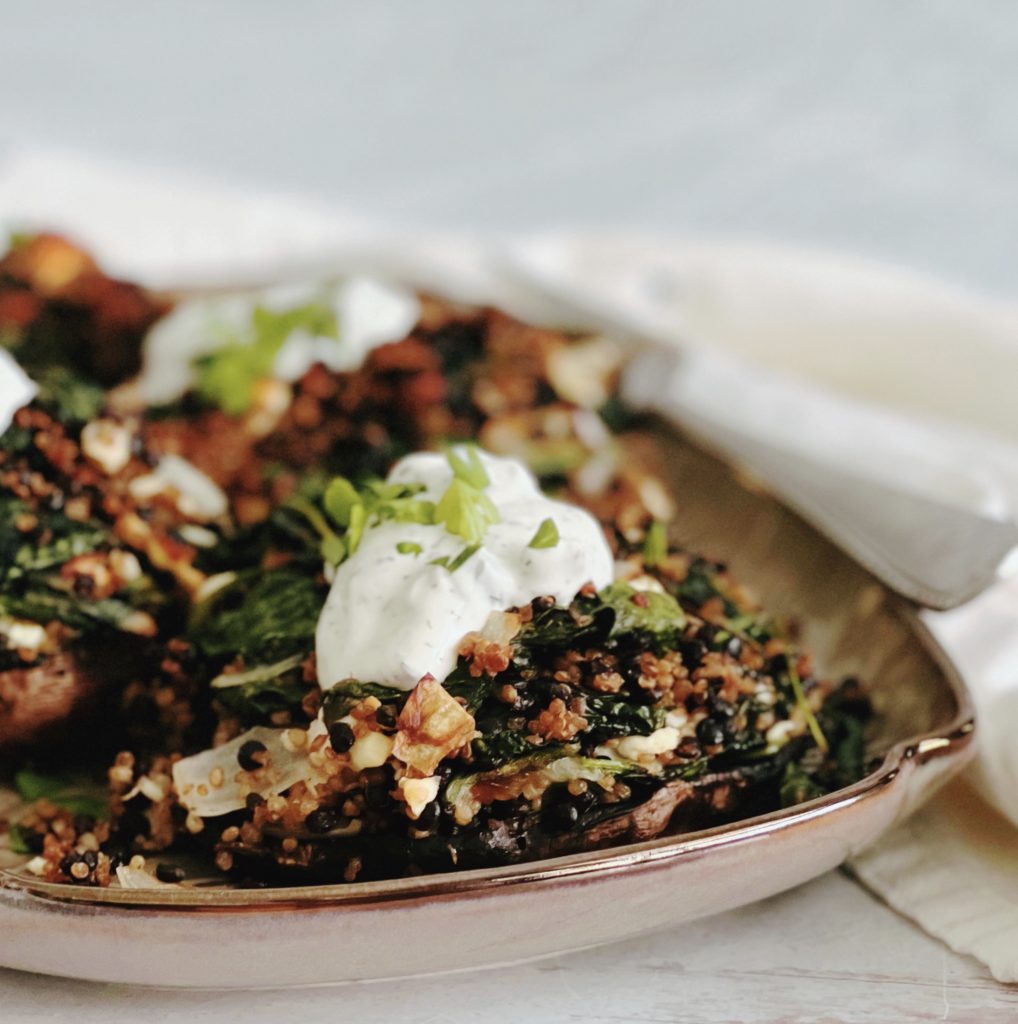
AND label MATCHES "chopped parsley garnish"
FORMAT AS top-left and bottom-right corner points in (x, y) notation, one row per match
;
(786, 655), (829, 754)
(434, 478), (499, 546)
(297, 446), (501, 567)
(430, 543), (480, 573)
(643, 520), (668, 567)
(194, 299), (338, 415)
(446, 445), (490, 489)
(322, 477), (361, 527)
(528, 517), (559, 549)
